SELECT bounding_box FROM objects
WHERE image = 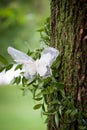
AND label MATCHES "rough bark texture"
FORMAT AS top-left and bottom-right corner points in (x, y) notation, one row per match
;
(47, 0), (87, 130)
